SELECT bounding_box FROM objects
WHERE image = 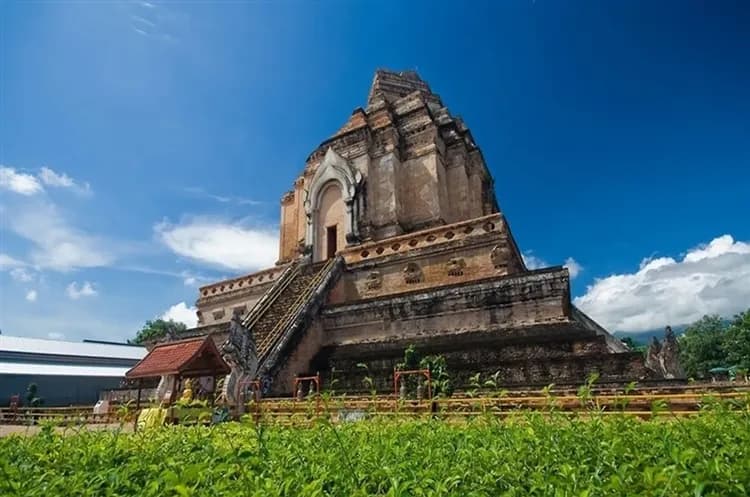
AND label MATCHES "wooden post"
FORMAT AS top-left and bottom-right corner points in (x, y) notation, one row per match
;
(135, 378), (143, 410)
(133, 378), (143, 433)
